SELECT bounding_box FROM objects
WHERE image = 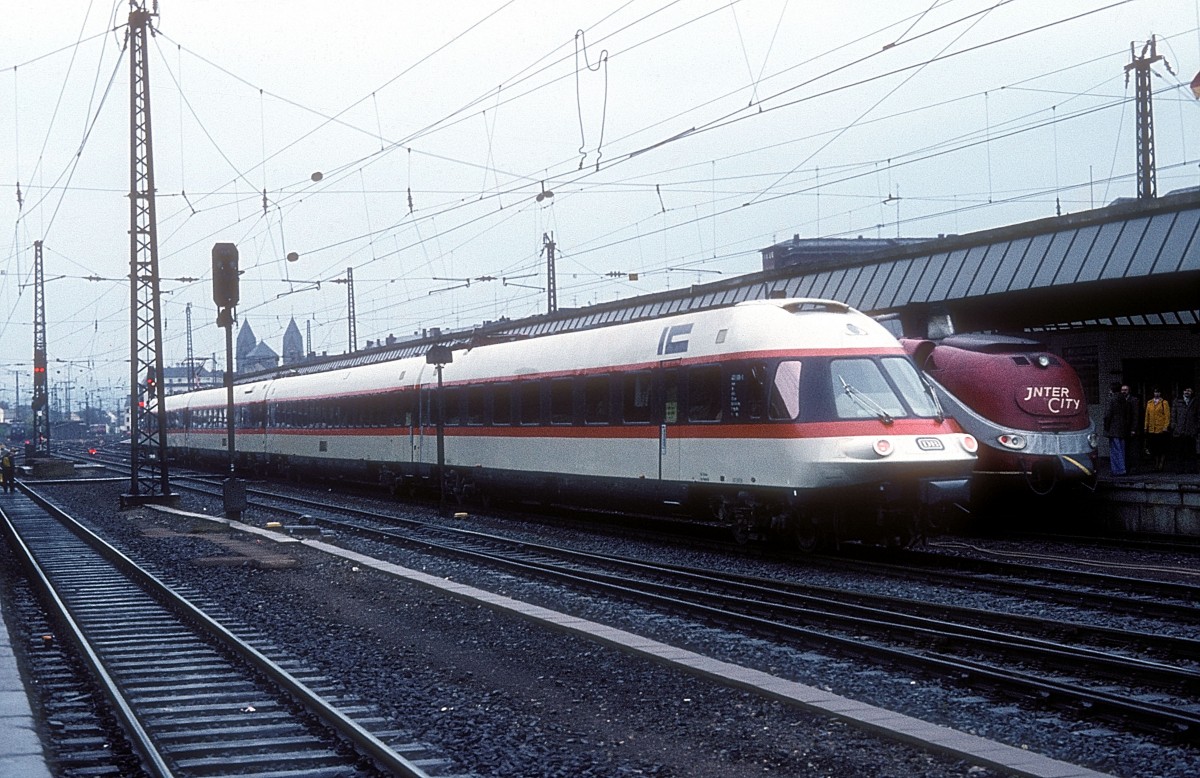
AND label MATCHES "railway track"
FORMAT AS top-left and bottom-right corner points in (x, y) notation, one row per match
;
(170, 479), (1200, 743)
(0, 485), (465, 778)
(56, 455), (1200, 622)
